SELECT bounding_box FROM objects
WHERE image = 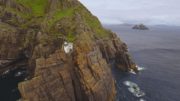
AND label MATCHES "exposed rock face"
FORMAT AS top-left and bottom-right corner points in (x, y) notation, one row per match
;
(0, 0), (137, 101)
(18, 35), (116, 101)
(18, 50), (76, 101)
(132, 24), (149, 30)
